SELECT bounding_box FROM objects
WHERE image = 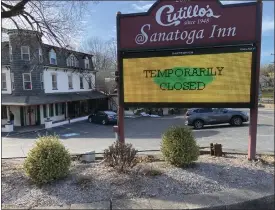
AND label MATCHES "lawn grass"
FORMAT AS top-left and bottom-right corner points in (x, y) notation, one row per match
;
(262, 91), (274, 98)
